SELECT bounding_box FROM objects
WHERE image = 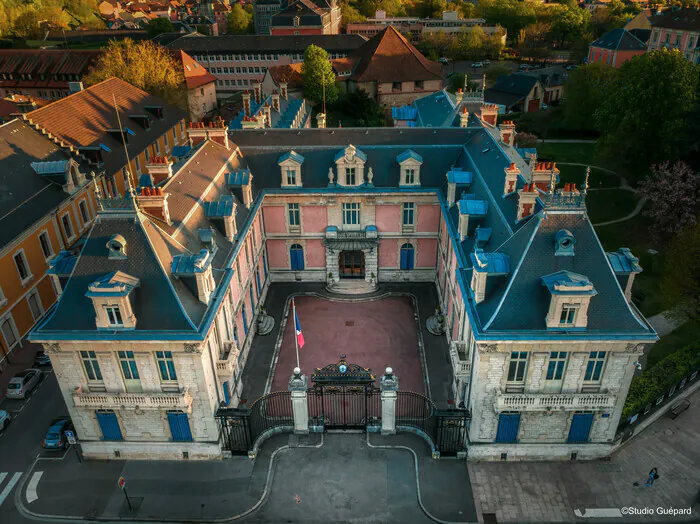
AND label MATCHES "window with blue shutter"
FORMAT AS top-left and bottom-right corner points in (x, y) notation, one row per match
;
(567, 412), (594, 443)
(249, 286), (255, 310)
(495, 413), (520, 443)
(262, 252), (268, 279)
(255, 269), (262, 296)
(223, 382), (230, 405)
(167, 411), (193, 442)
(400, 243), (415, 270)
(96, 410), (123, 441)
(290, 244), (304, 270)
(242, 304), (248, 335)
